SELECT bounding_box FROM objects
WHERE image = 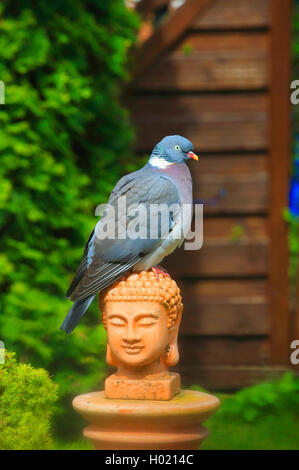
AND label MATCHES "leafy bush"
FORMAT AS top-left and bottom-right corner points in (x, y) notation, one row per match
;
(198, 373), (299, 450)
(284, 207), (299, 283)
(217, 372), (299, 422)
(0, 1), (139, 436)
(192, 372), (299, 422)
(0, 351), (59, 450)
